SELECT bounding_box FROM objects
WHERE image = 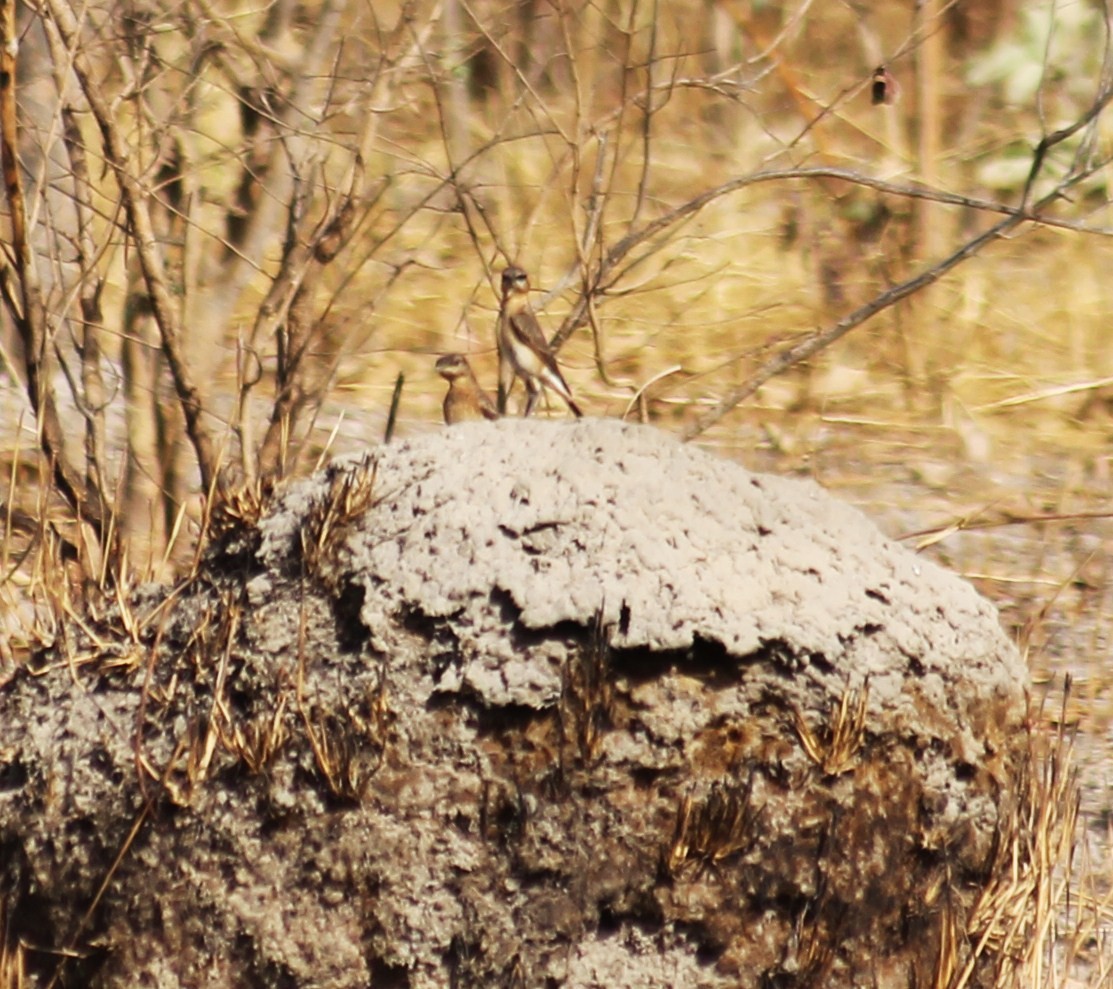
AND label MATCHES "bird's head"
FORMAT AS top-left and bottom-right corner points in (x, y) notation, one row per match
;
(435, 353), (469, 380)
(500, 266), (530, 298)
